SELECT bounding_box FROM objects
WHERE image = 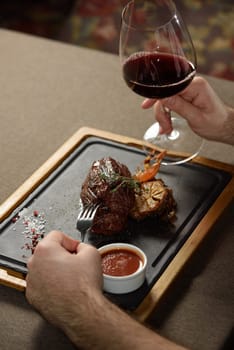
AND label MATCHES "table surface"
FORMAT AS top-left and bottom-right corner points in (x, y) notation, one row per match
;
(0, 29), (233, 350)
